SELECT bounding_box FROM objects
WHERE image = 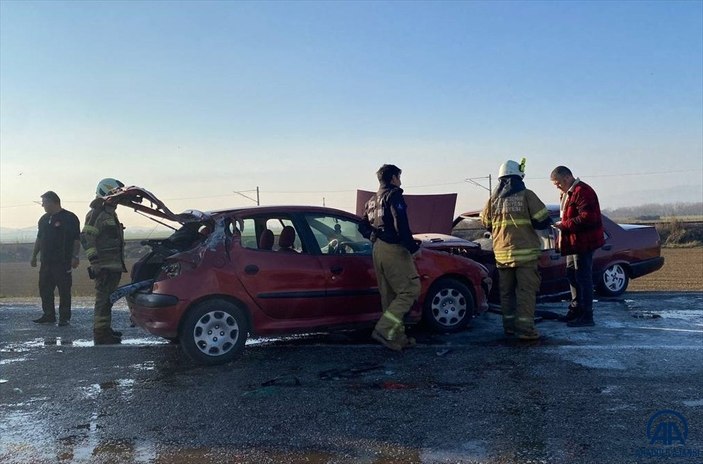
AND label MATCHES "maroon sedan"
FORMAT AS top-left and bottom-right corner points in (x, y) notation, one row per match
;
(107, 187), (492, 365)
(450, 206), (664, 301)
